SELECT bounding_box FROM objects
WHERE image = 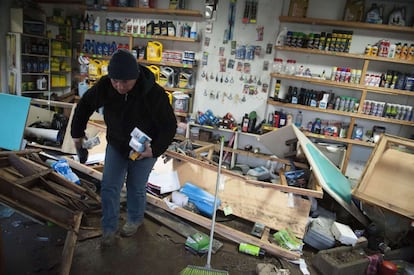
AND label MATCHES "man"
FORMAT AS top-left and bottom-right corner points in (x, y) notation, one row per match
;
(71, 49), (177, 246)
